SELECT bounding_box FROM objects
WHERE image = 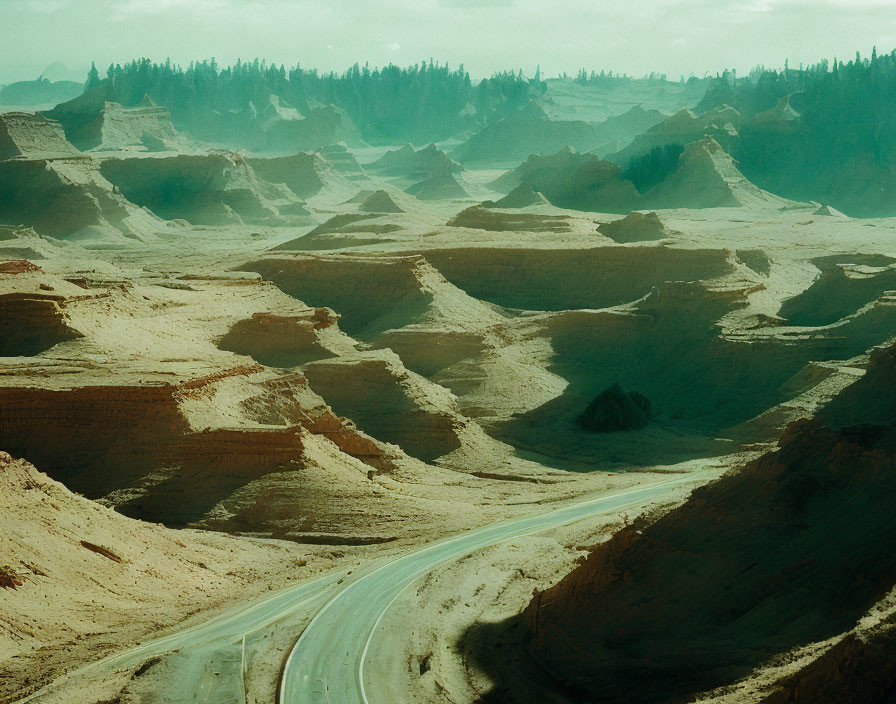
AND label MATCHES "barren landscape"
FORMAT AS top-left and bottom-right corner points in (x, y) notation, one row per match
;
(3, 8), (896, 702)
